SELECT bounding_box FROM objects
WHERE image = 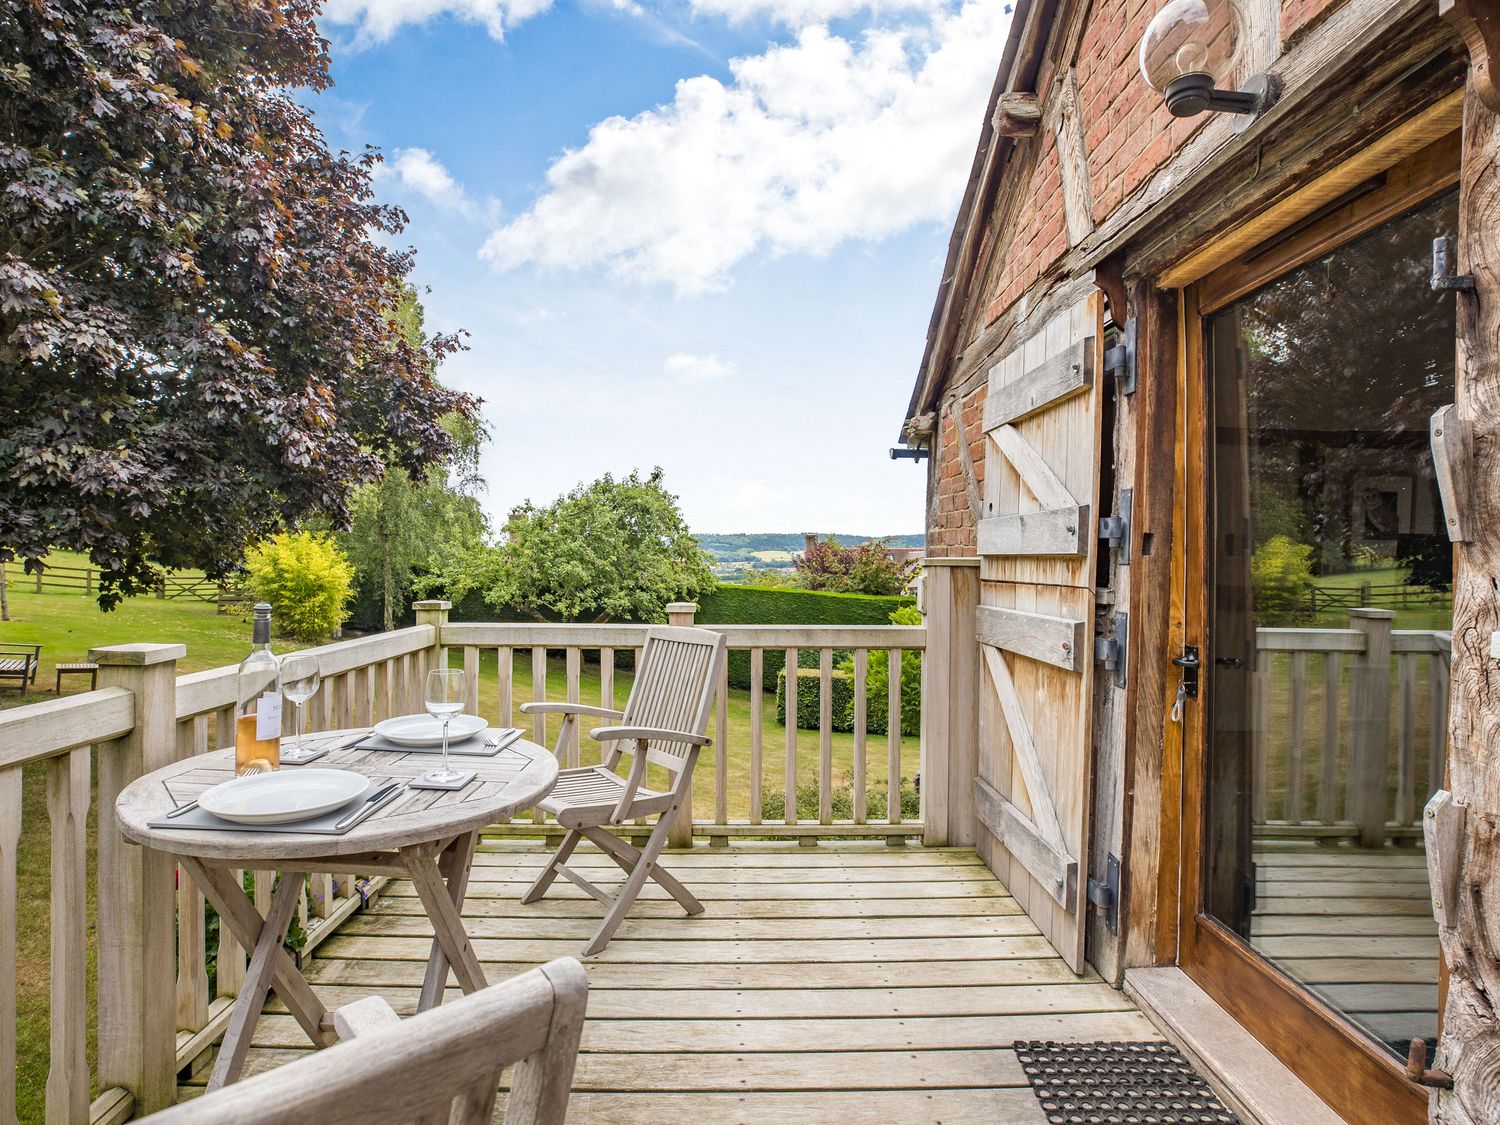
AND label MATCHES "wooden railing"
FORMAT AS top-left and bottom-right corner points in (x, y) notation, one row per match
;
(1251, 608), (1450, 846)
(440, 602), (927, 845)
(1, 600), (928, 1122)
(0, 615), (441, 1124)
